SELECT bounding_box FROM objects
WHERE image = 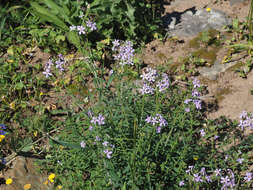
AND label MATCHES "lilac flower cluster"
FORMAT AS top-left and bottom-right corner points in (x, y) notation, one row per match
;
(91, 114), (105, 126)
(70, 20), (96, 35)
(181, 166), (252, 189)
(145, 114), (168, 133)
(220, 169), (236, 190)
(139, 68), (170, 95)
(244, 172), (252, 182)
(0, 124), (6, 135)
(140, 68), (158, 83)
(102, 141), (114, 159)
(139, 83), (154, 95)
(183, 78), (202, 112)
(86, 20), (97, 31)
(80, 141), (86, 148)
(42, 54), (66, 78)
(55, 54), (65, 72)
(112, 40), (134, 66)
(42, 59), (53, 78)
(238, 111), (253, 130)
(182, 166), (214, 187)
(157, 73), (170, 92)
